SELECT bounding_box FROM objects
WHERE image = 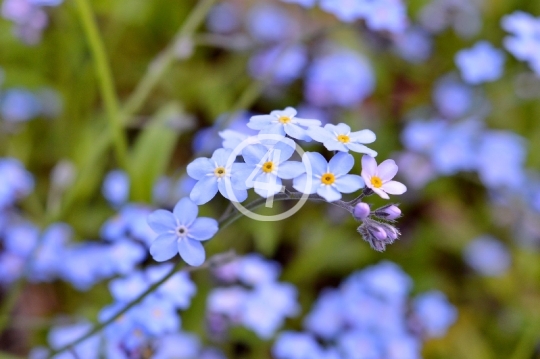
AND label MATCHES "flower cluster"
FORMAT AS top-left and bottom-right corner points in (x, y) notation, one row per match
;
(148, 106), (407, 263)
(273, 261), (457, 359)
(1, 0), (63, 44)
(207, 254), (300, 339)
(502, 11), (540, 75)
